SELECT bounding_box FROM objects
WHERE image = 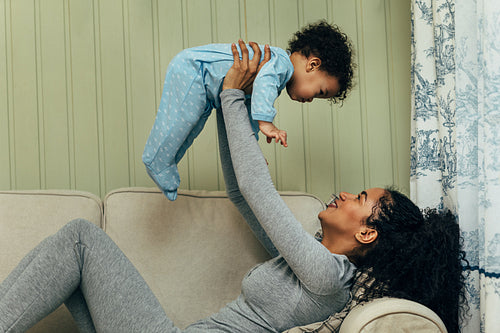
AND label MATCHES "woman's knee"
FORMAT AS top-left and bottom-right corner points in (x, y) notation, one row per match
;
(64, 219), (101, 237)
